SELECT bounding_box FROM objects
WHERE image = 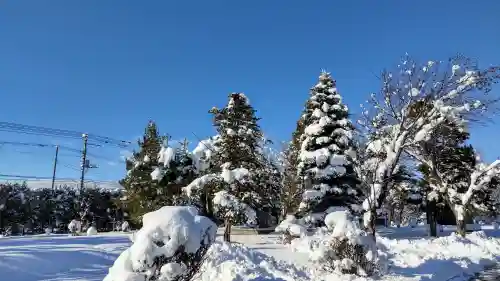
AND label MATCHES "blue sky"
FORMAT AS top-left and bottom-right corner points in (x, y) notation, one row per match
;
(0, 1), (499, 182)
